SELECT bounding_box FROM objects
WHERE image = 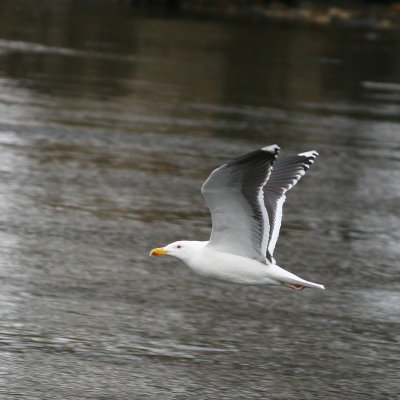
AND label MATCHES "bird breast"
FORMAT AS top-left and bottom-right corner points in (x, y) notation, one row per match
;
(183, 247), (280, 286)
